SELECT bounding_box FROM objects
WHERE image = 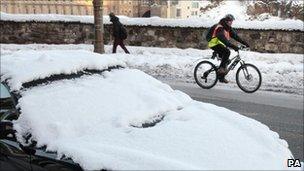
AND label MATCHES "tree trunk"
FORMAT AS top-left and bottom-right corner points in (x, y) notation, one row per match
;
(93, 0), (104, 54)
